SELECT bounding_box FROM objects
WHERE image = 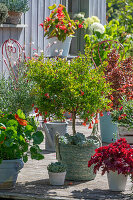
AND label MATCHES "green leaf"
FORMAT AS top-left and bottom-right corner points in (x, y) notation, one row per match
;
(17, 109), (25, 119)
(32, 131), (44, 145)
(108, 3), (112, 7)
(48, 4), (56, 10)
(23, 154), (28, 163)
